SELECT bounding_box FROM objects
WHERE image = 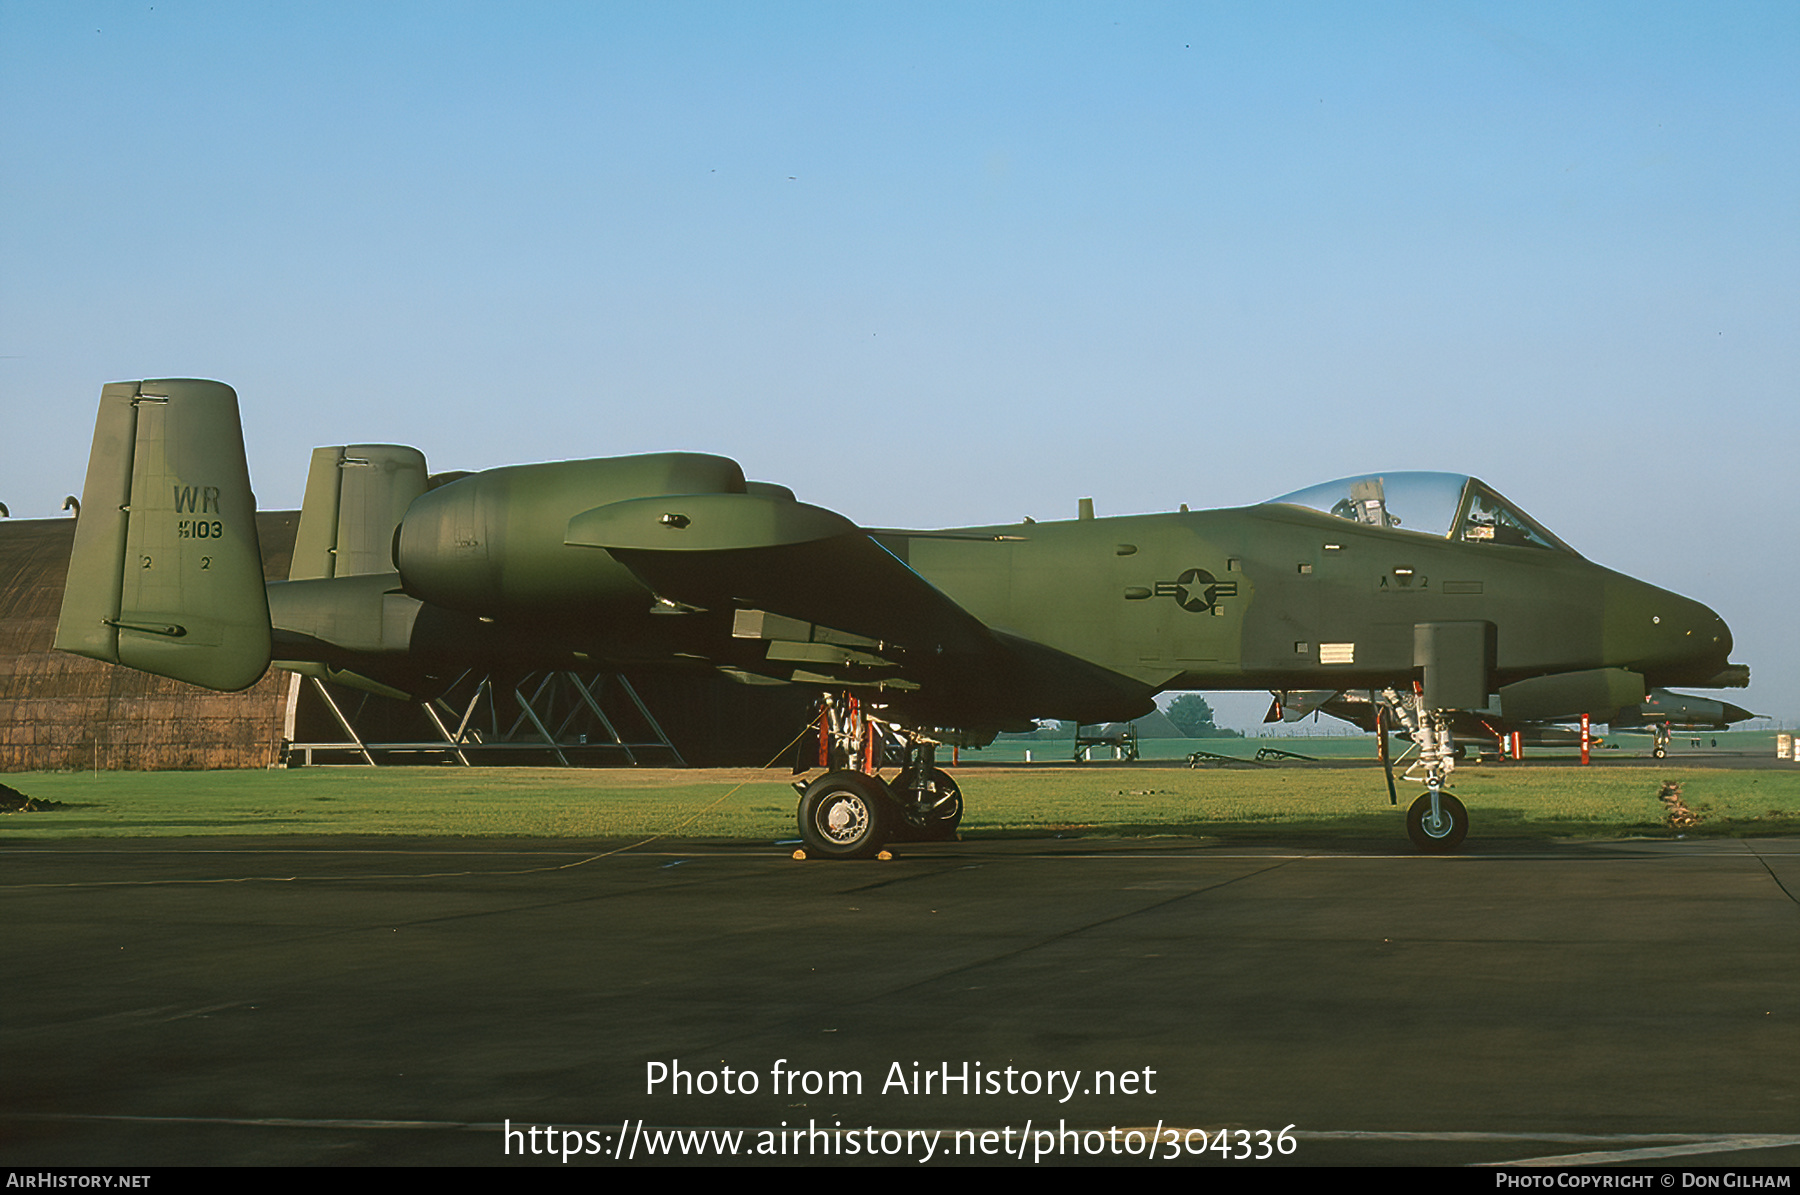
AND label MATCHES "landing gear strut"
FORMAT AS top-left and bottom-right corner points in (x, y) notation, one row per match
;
(795, 695), (964, 857)
(1381, 684), (1471, 852)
